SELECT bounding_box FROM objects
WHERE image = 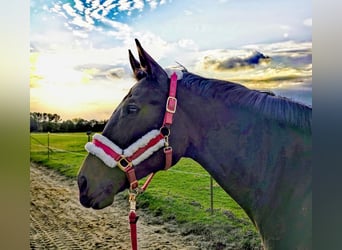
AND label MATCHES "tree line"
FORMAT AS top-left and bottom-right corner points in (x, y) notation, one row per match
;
(30, 112), (107, 132)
